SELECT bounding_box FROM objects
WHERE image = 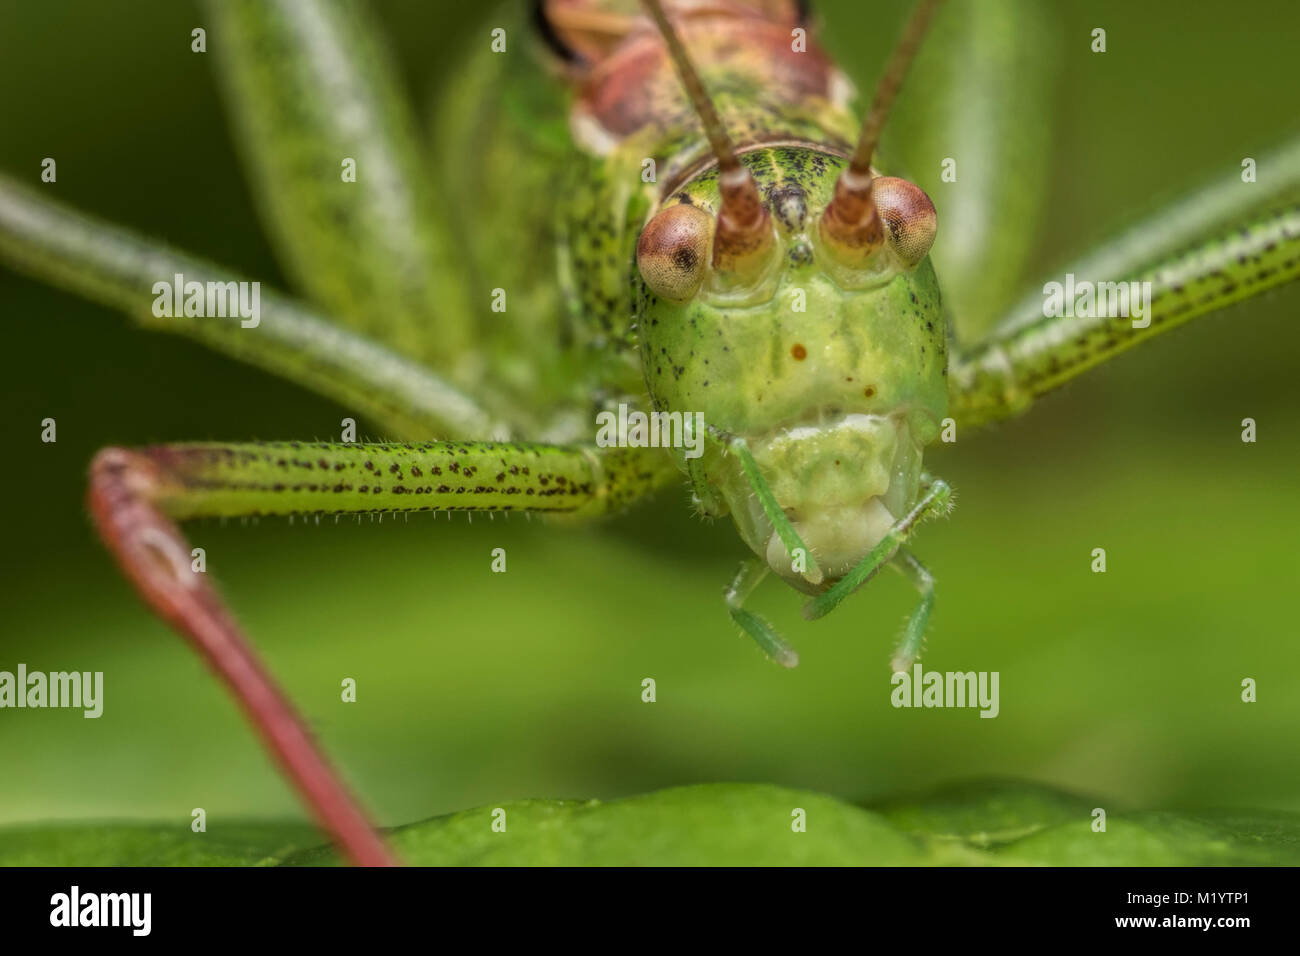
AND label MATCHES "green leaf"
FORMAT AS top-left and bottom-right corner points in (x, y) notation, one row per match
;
(991, 810), (1300, 866)
(873, 778), (1097, 848)
(282, 784), (970, 866)
(0, 823), (318, 867)
(3, 782), (1298, 866)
